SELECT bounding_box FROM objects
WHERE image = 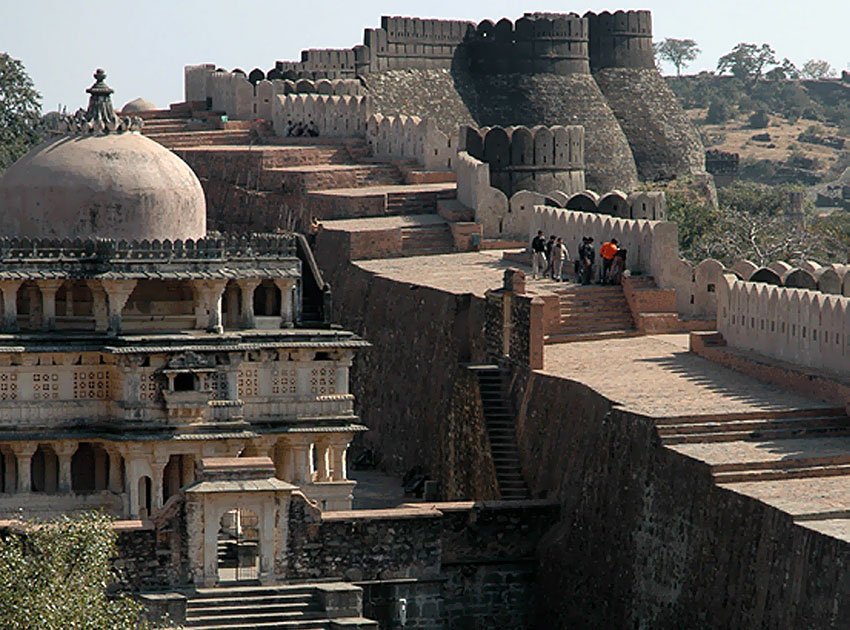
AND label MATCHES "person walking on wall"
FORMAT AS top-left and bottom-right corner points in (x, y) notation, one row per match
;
(551, 237), (569, 282)
(531, 230), (547, 279)
(600, 238), (619, 284)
